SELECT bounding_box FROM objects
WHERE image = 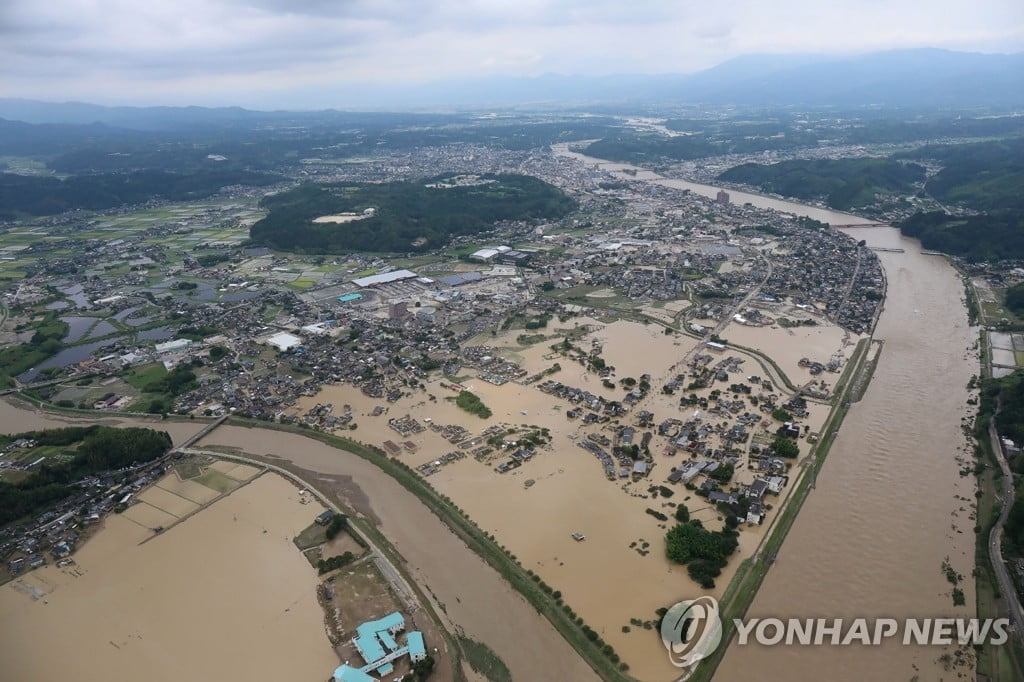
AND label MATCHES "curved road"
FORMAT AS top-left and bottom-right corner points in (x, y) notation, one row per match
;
(987, 410), (1024, 633)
